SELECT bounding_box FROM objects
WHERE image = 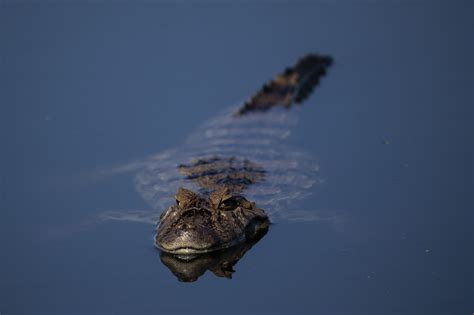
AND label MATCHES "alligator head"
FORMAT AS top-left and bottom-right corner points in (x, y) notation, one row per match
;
(155, 186), (269, 255)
